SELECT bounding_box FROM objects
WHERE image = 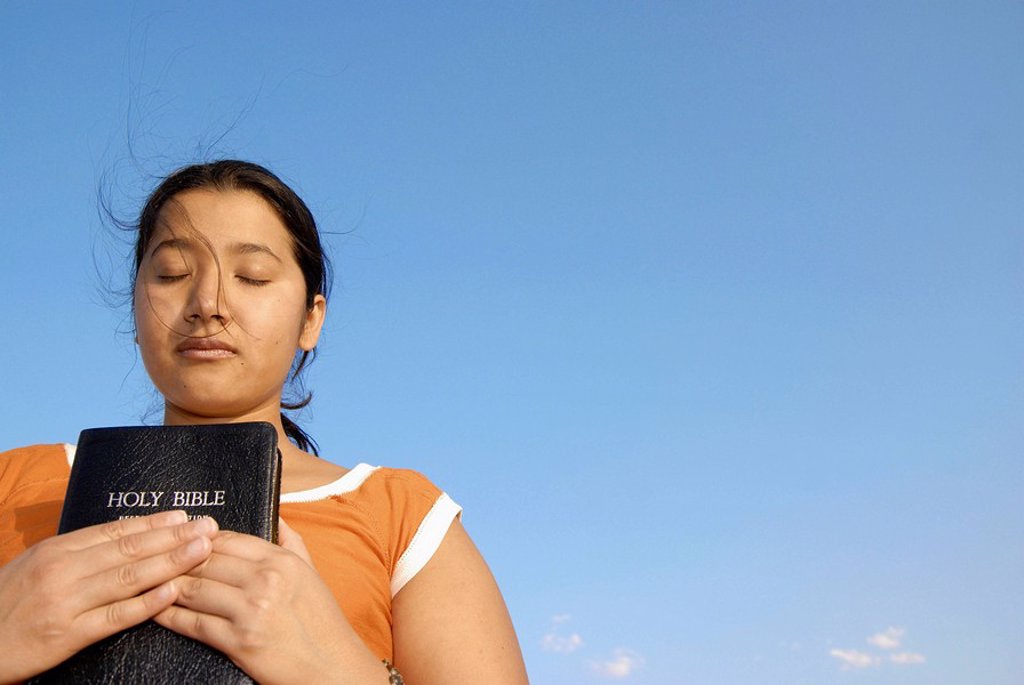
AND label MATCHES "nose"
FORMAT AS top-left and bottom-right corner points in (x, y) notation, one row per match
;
(184, 269), (228, 326)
